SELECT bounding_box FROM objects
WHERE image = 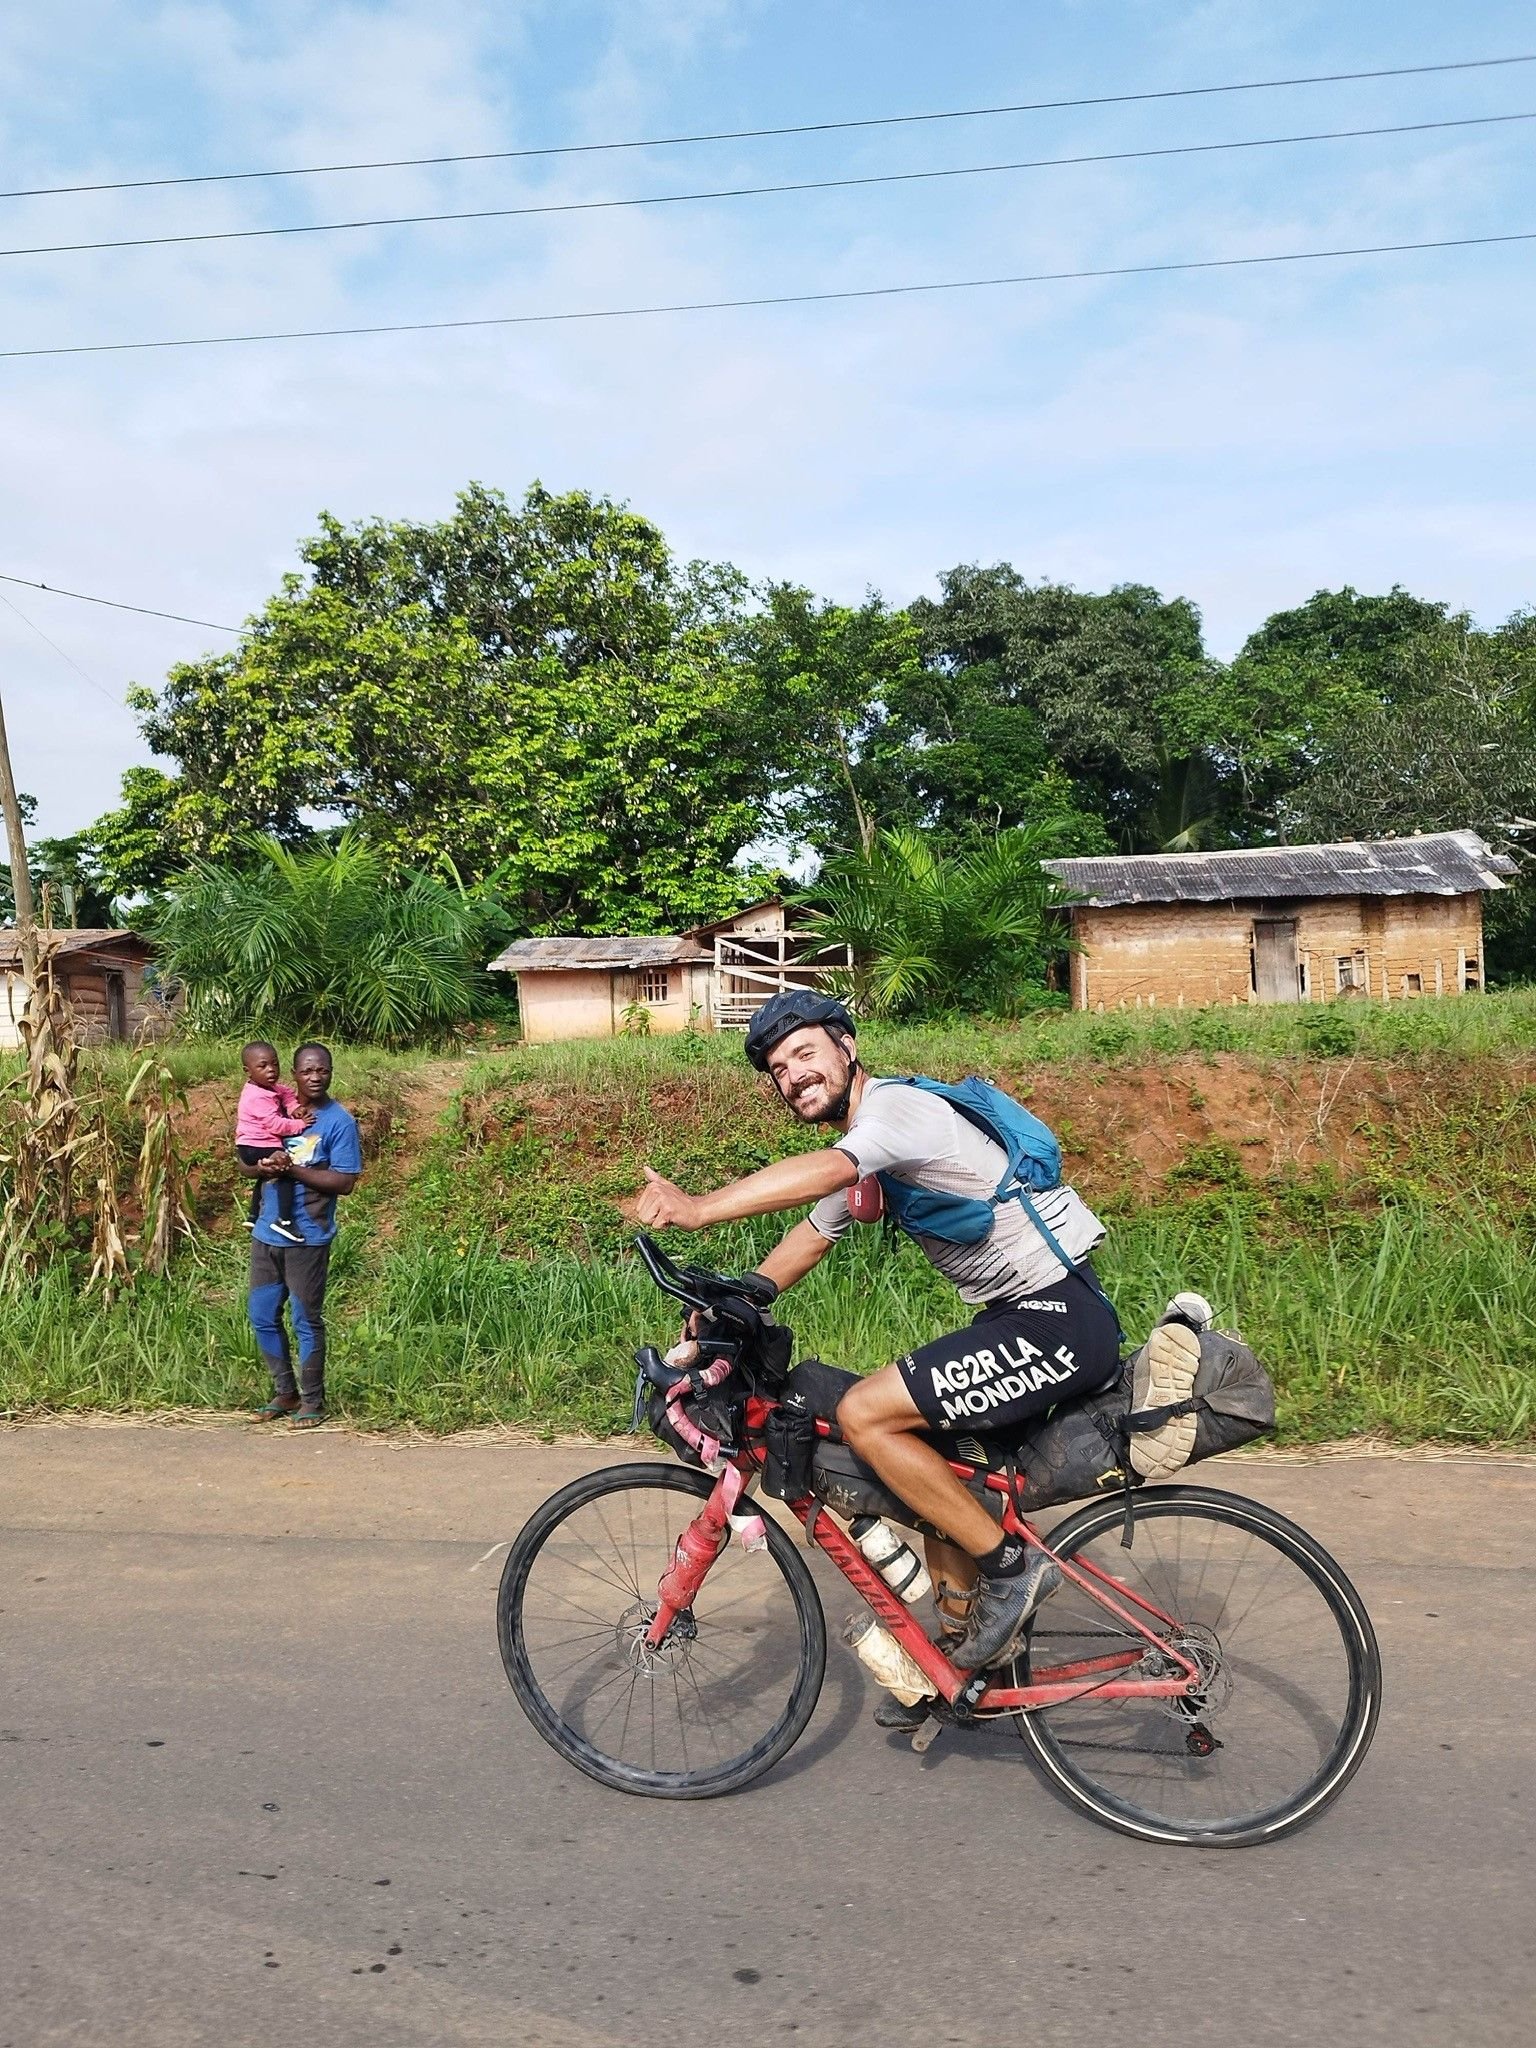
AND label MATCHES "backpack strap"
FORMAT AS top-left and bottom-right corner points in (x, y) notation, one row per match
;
(1011, 1186), (1080, 1284)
